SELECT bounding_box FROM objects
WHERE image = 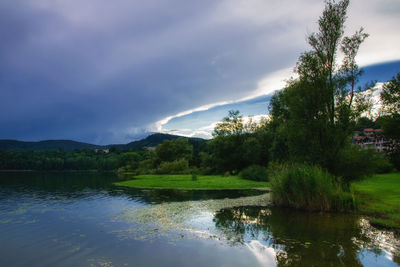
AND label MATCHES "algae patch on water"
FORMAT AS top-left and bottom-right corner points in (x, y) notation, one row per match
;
(115, 193), (271, 243)
(354, 219), (400, 259)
